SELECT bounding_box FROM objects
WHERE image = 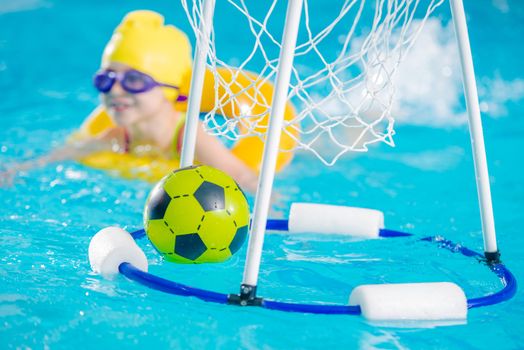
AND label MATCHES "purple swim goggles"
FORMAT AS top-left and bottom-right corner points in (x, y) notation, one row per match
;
(93, 69), (180, 94)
